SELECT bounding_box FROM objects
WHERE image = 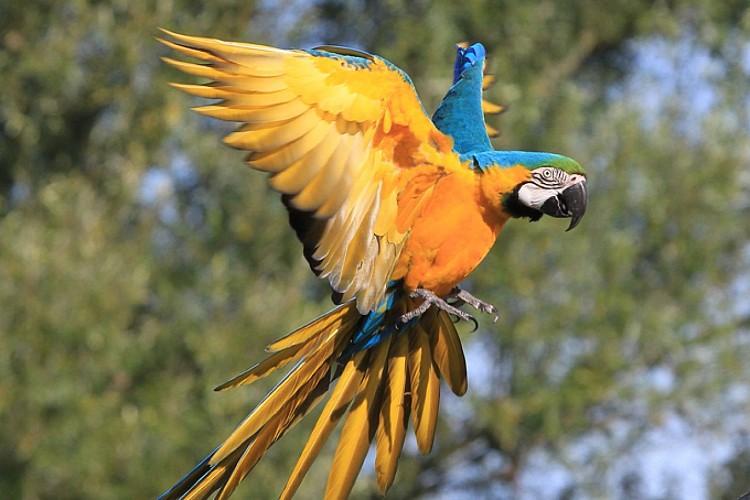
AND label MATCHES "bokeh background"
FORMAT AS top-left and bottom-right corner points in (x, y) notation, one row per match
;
(2, 1), (750, 498)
